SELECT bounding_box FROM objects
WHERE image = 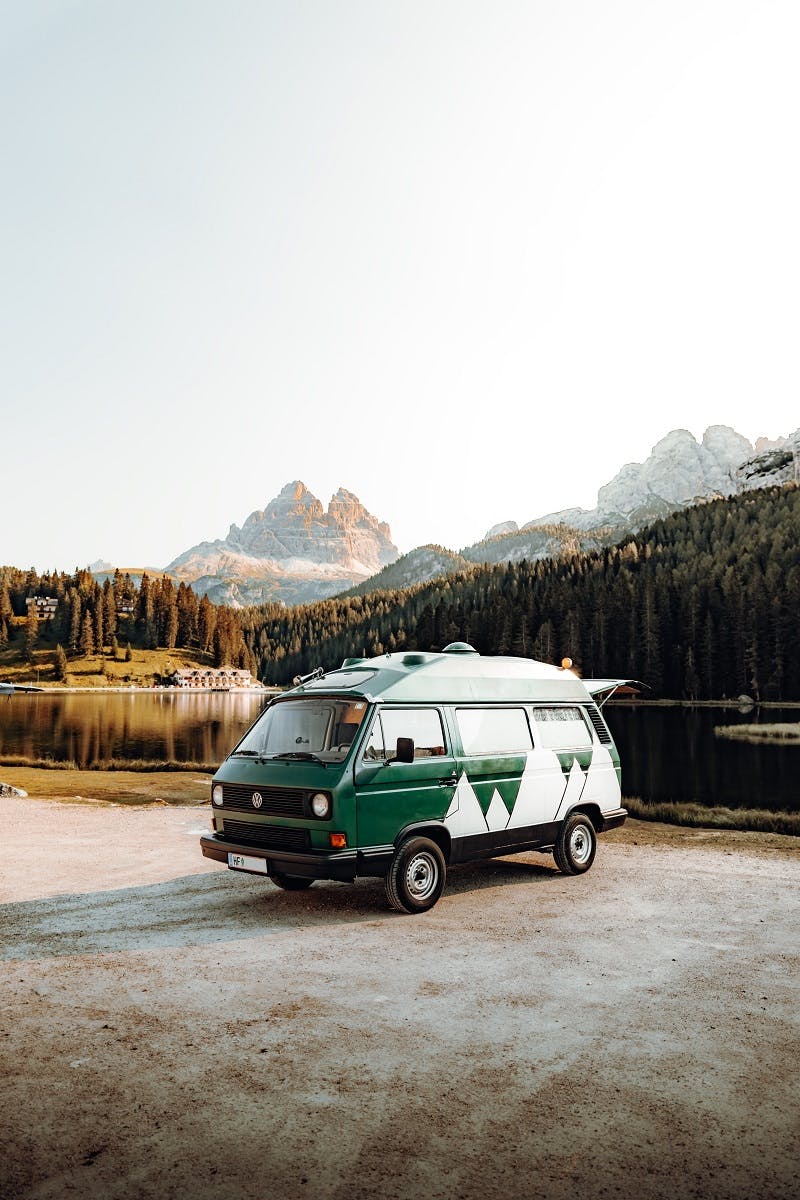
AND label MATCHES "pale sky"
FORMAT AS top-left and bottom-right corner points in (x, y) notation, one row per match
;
(2, 1), (799, 570)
